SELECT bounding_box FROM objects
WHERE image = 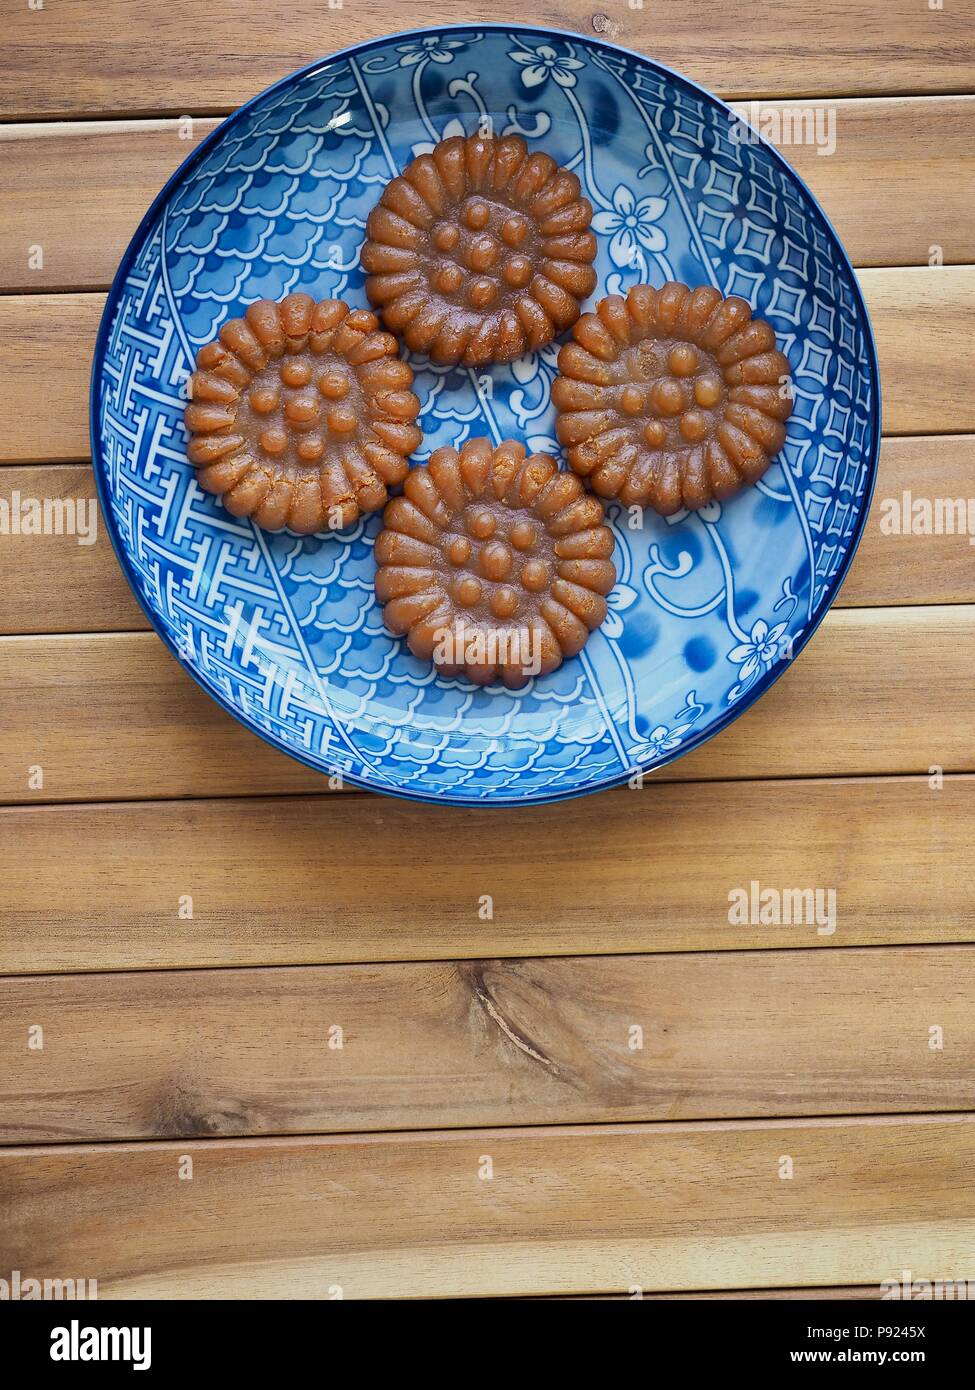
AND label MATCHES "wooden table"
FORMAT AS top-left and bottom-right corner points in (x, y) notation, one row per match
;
(1, 1), (974, 1300)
